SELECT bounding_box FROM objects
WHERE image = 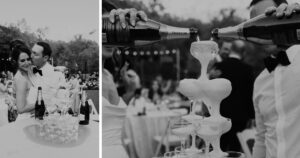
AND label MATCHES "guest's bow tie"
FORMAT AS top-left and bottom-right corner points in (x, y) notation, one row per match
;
(33, 67), (43, 76)
(264, 51), (290, 72)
